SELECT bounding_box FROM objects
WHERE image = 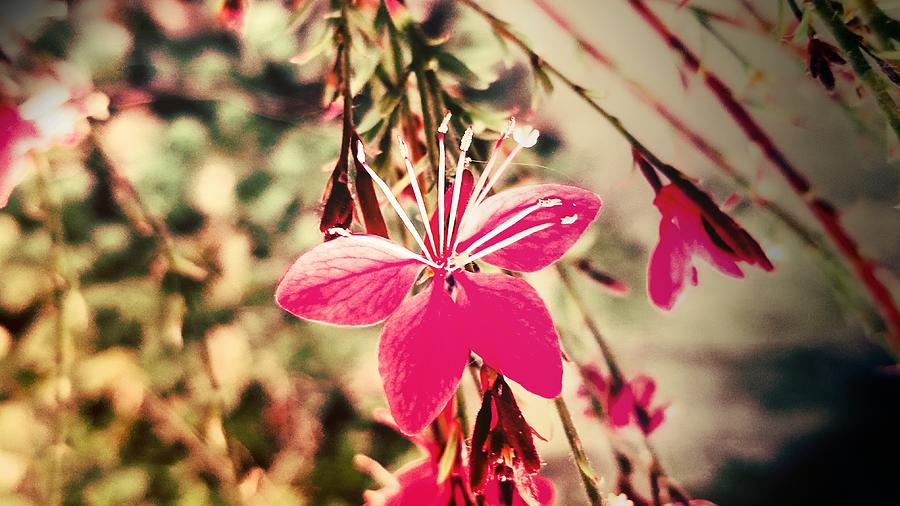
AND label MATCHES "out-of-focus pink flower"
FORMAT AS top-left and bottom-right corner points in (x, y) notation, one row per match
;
(0, 62), (108, 207)
(648, 183), (772, 310)
(579, 364), (667, 435)
(277, 116), (601, 435)
(219, 0), (247, 34)
(0, 104), (38, 207)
